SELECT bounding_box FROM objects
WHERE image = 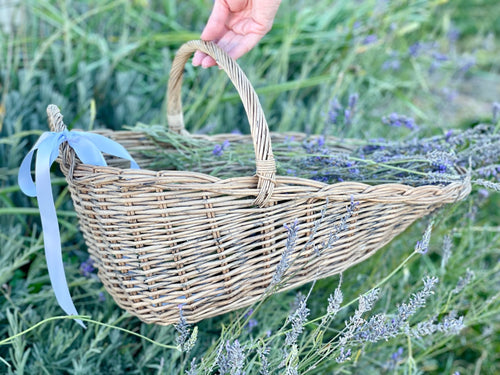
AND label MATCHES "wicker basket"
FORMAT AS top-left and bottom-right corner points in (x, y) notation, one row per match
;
(49, 40), (471, 325)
